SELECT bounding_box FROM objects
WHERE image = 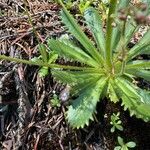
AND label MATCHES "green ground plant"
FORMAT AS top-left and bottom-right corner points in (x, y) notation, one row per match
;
(50, 94), (61, 107)
(0, 0), (150, 128)
(114, 136), (136, 150)
(32, 44), (58, 77)
(47, 0), (150, 128)
(110, 112), (123, 133)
